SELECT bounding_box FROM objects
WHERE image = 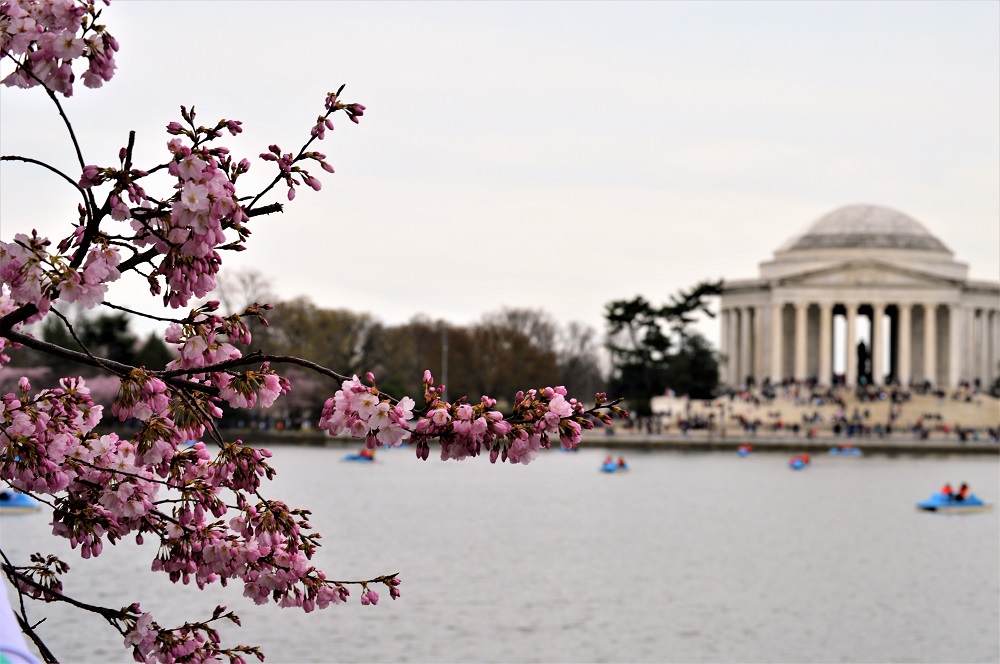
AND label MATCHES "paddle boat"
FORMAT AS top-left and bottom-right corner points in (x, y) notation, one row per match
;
(916, 490), (992, 512)
(829, 445), (861, 456)
(601, 457), (629, 473)
(788, 454), (811, 470)
(0, 490), (42, 514)
(343, 450), (376, 463)
(737, 445), (754, 457)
